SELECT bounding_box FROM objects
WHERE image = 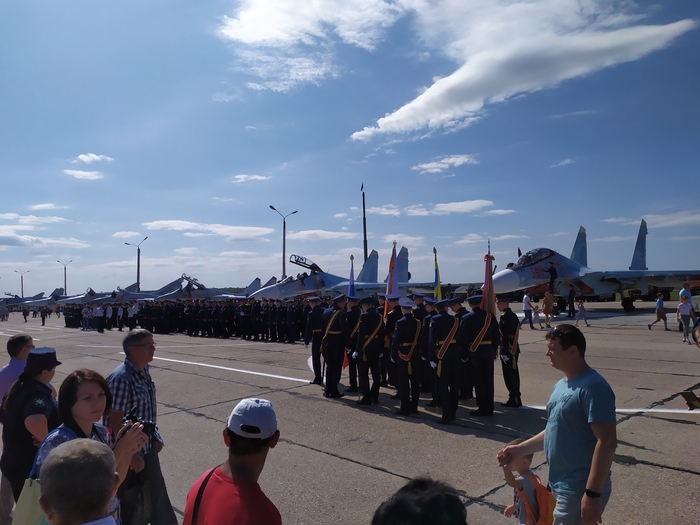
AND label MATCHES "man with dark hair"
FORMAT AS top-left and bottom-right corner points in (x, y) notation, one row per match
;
(391, 298), (422, 415)
(105, 329), (176, 525)
(498, 324), (617, 525)
(39, 439), (120, 525)
(304, 297), (325, 385)
(372, 477), (467, 525)
(322, 294), (348, 398)
(0, 334), (34, 525)
(183, 398), (281, 525)
(354, 297), (384, 406)
(429, 299), (461, 424)
(497, 295), (522, 408)
(343, 295), (361, 393)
